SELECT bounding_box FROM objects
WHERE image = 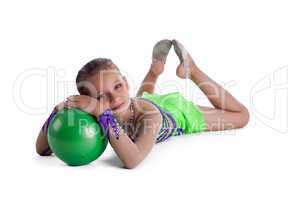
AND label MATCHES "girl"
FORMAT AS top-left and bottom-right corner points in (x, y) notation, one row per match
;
(36, 39), (249, 169)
